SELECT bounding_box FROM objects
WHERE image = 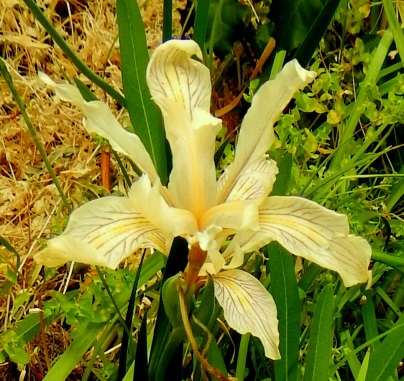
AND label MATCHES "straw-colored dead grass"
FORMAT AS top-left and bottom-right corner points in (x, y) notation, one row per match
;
(0, 0), (185, 378)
